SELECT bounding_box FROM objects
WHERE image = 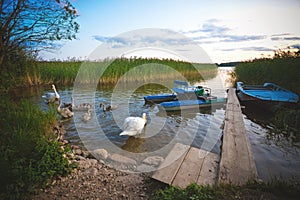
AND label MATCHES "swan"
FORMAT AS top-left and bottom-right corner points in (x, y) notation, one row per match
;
(100, 102), (118, 112)
(42, 84), (60, 104)
(82, 109), (92, 121)
(57, 98), (74, 118)
(120, 113), (147, 136)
